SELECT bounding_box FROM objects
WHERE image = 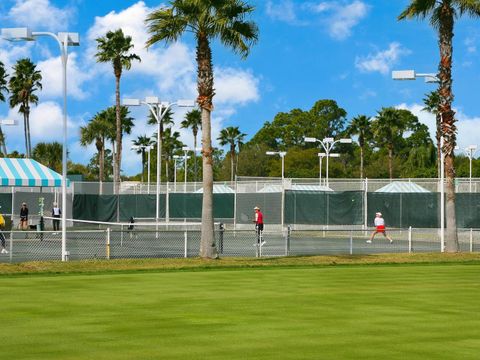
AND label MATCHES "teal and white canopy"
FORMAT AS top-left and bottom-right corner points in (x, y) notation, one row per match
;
(0, 158), (65, 187)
